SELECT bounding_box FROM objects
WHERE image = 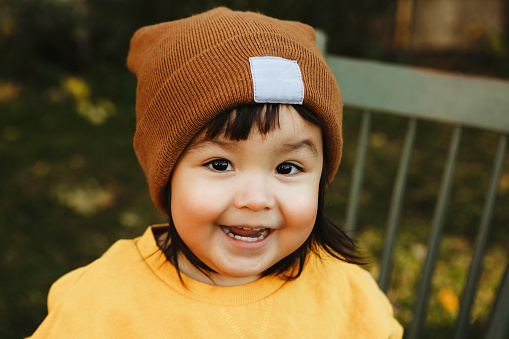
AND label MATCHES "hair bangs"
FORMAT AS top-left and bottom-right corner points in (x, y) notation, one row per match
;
(204, 104), (281, 141)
